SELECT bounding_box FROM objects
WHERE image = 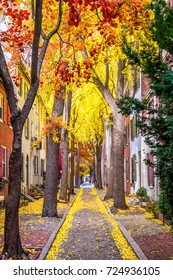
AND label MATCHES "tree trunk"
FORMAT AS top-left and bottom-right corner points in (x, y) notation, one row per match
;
(111, 110), (128, 210)
(0, 0), (64, 259)
(59, 91), (72, 200)
(42, 93), (64, 217)
(111, 60), (128, 211)
(104, 129), (114, 200)
(42, 133), (60, 217)
(75, 142), (80, 187)
(70, 133), (75, 195)
(92, 59), (128, 210)
(59, 128), (68, 200)
(2, 114), (27, 259)
(96, 143), (103, 189)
